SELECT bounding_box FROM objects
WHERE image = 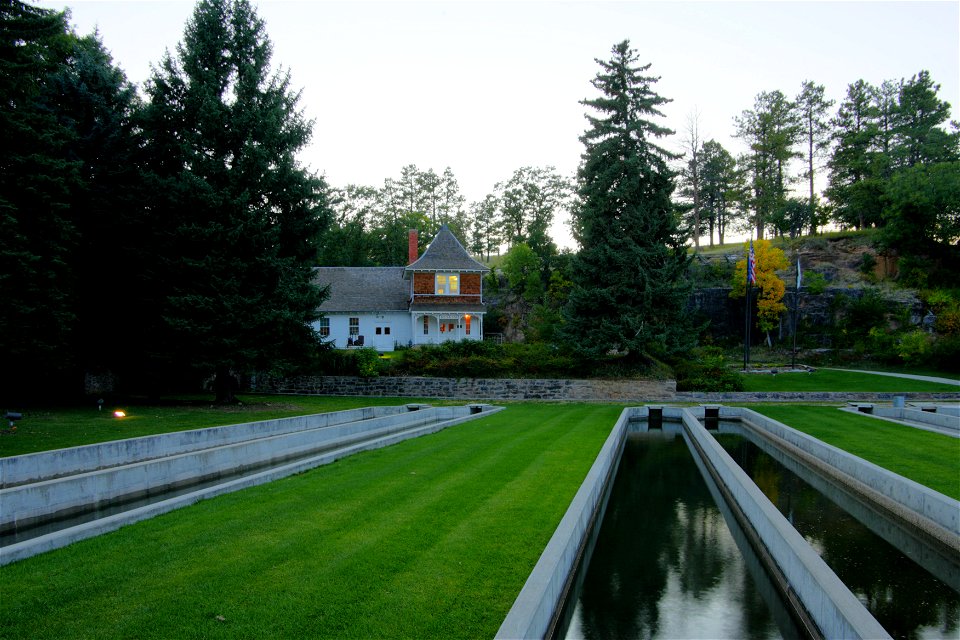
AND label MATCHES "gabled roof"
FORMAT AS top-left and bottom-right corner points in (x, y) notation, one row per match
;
(315, 267), (408, 312)
(405, 225), (489, 274)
